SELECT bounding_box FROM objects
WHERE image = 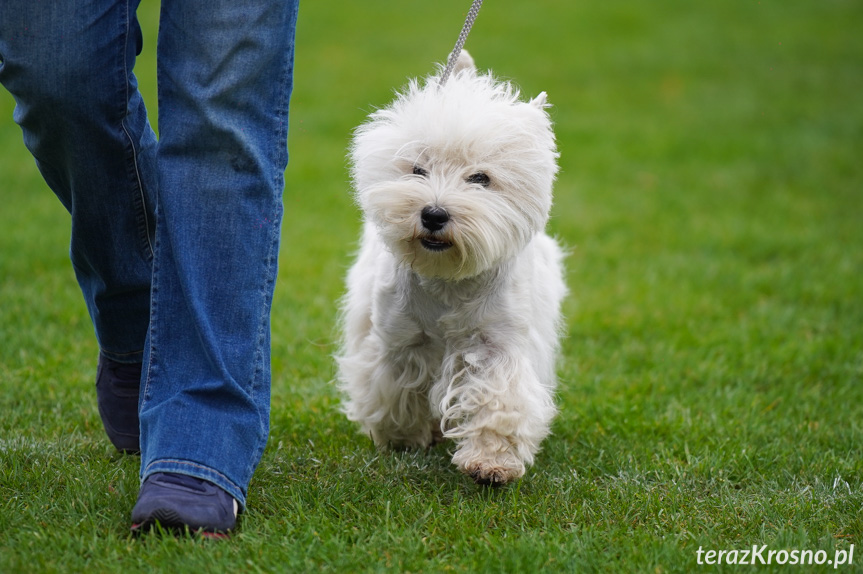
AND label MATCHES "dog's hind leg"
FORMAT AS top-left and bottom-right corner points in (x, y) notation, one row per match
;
(339, 339), (439, 450)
